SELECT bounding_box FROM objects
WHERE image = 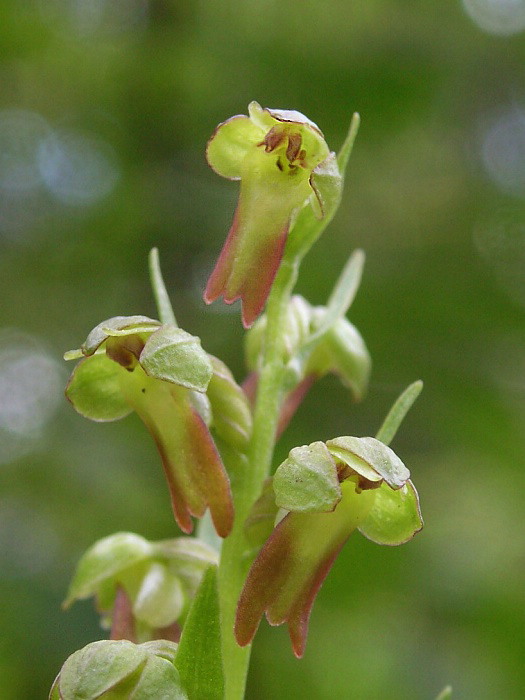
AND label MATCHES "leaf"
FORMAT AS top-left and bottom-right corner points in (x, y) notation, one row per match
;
(273, 442), (342, 513)
(65, 354), (131, 422)
(206, 355), (252, 449)
(176, 566), (224, 700)
(140, 327), (212, 392)
(148, 248), (177, 327)
(58, 640), (147, 700)
(358, 480), (423, 545)
(64, 533), (152, 607)
(375, 380), (423, 446)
